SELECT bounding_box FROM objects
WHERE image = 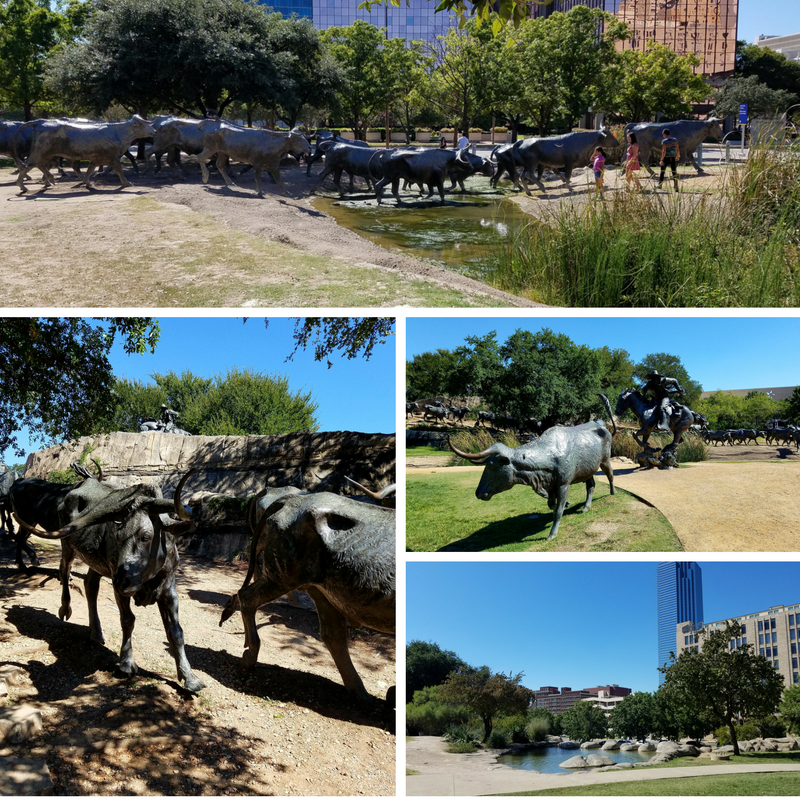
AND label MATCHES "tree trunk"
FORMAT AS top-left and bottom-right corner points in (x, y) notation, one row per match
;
(728, 719), (740, 756)
(482, 715), (492, 742)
